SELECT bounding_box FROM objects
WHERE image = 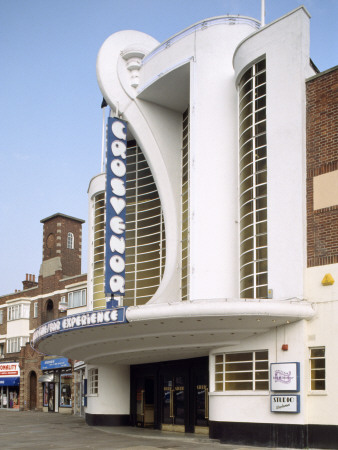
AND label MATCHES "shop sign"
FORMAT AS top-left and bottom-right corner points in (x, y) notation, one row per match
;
(271, 394), (300, 413)
(0, 363), (20, 386)
(105, 116), (127, 297)
(0, 363), (20, 377)
(41, 358), (71, 370)
(270, 362), (300, 392)
(32, 307), (127, 346)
